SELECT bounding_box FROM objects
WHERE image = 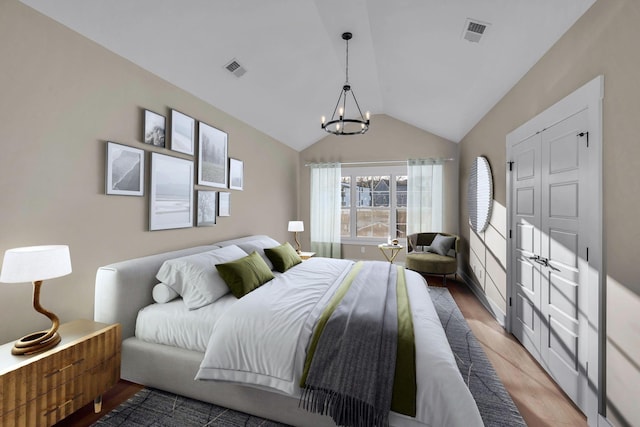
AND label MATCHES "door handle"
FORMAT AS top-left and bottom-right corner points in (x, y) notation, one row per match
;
(528, 255), (560, 271)
(529, 255), (546, 266)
